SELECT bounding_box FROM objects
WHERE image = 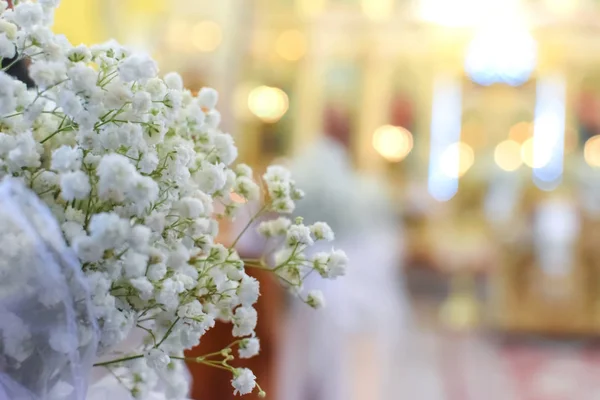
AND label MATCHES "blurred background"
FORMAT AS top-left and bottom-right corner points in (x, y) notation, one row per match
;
(55, 0), (600, 399)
